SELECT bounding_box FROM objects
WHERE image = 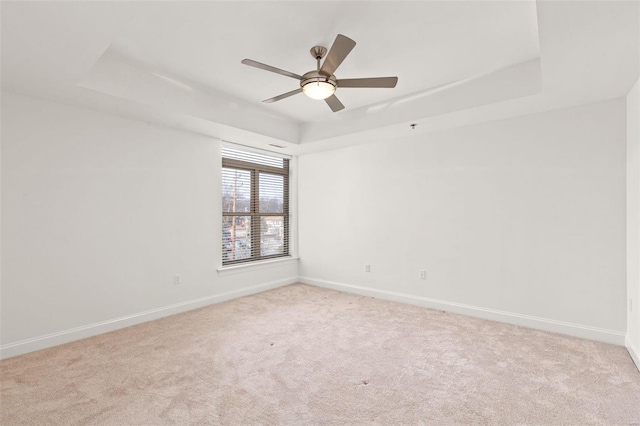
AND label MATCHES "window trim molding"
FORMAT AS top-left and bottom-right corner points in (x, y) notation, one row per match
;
(216, 256), (299, 276)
